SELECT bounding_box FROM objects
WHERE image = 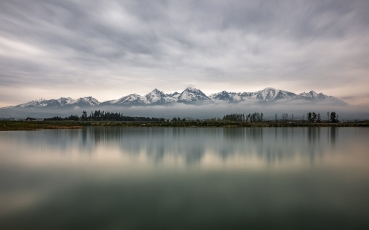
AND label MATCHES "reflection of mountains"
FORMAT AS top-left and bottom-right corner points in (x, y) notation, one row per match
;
(78, 127), (338, 165)
(17, 127), (338, 165)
